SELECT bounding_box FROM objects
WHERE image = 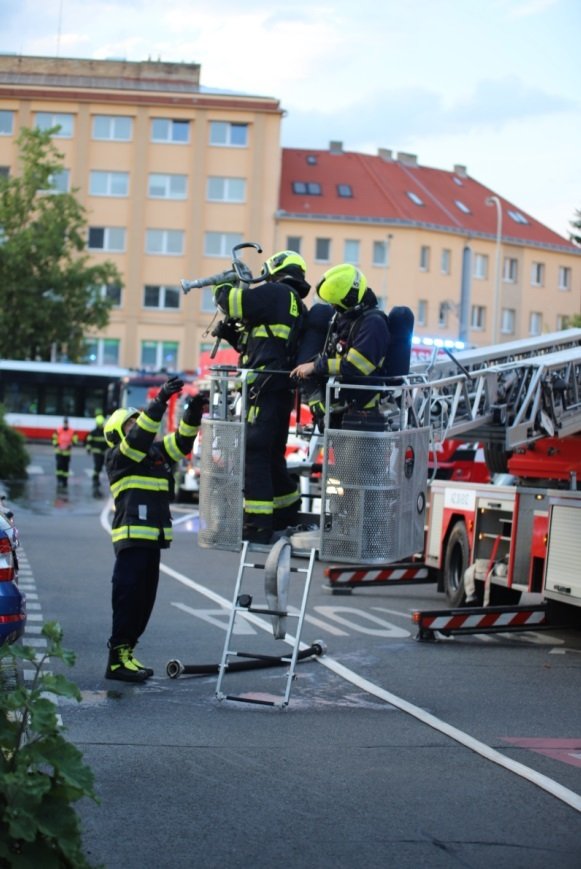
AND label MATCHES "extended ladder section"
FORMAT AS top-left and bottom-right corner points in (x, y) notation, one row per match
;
(216, 541), (318, 708)
(403, 328), (581, 450)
